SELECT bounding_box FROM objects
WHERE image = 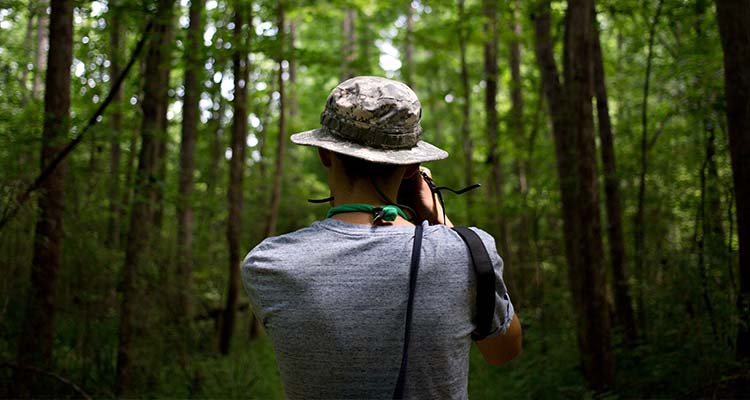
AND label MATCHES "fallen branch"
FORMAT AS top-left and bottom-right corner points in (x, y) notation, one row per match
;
(0, 362), (92, 400)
